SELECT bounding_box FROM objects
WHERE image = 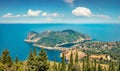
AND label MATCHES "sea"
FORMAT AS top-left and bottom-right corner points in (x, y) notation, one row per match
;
(0, 24), (120, 62)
